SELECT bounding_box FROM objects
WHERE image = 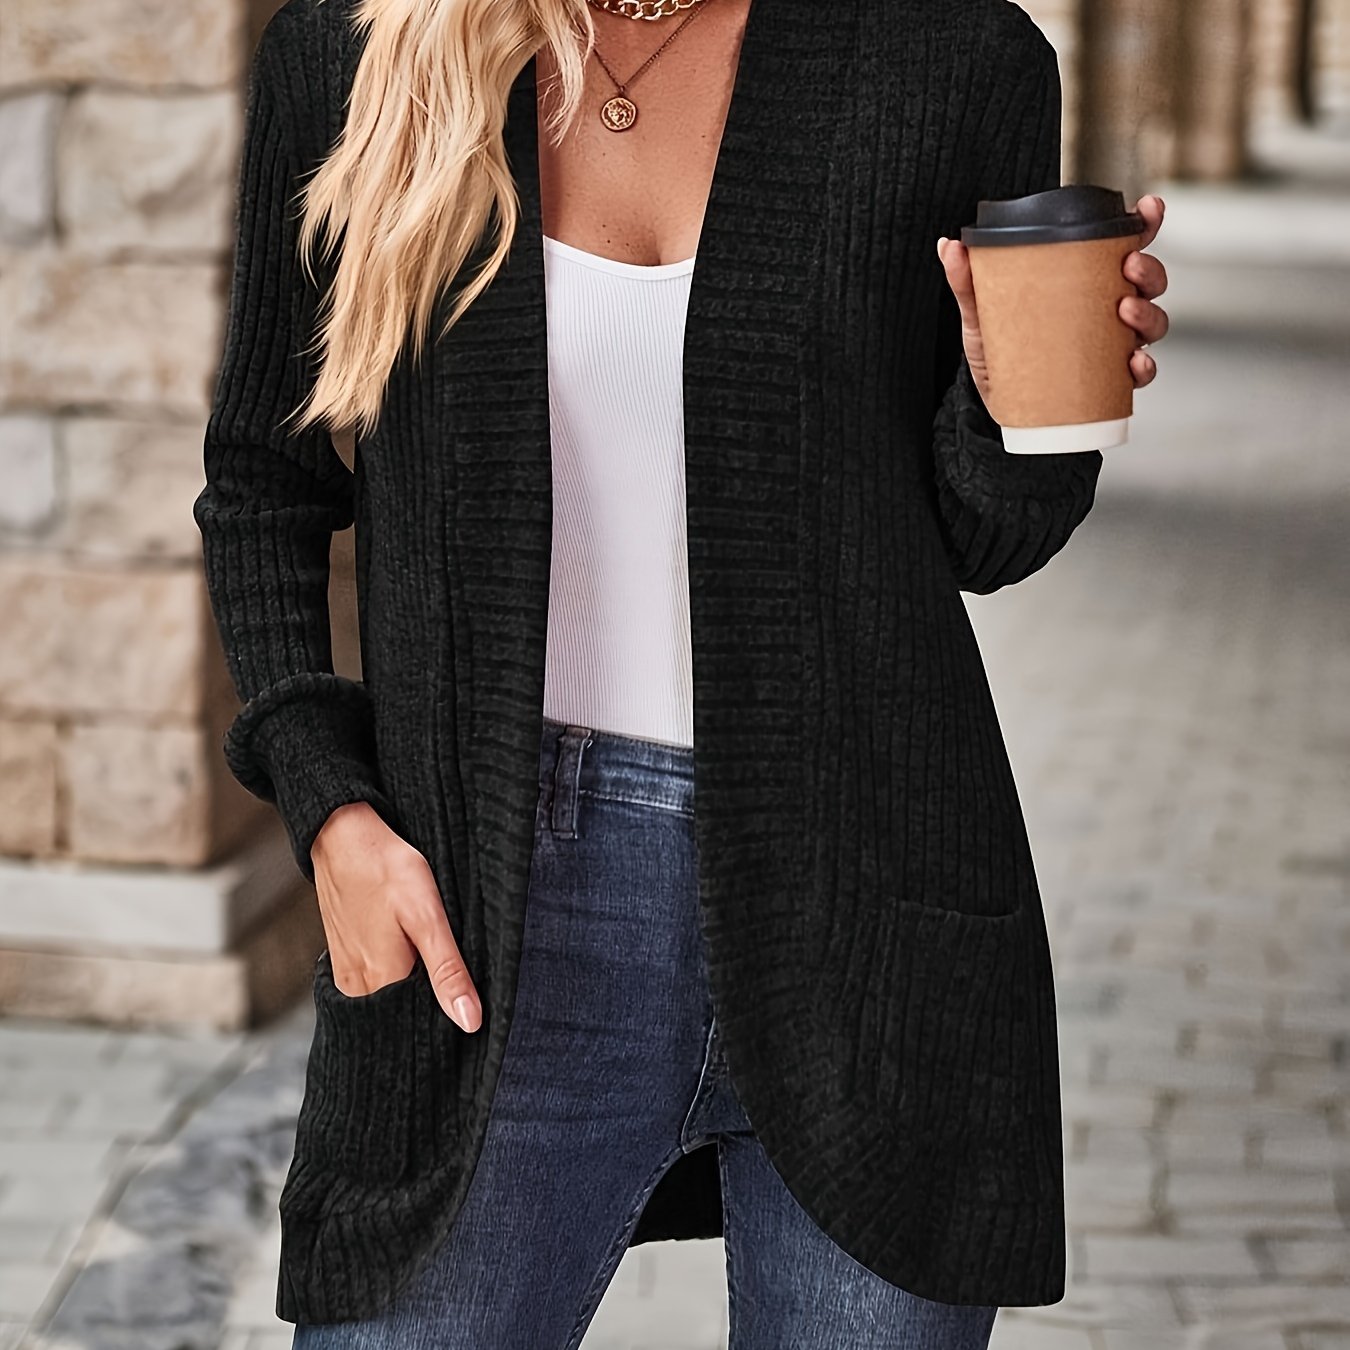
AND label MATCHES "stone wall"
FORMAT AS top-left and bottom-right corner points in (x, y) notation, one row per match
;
(0, 0), (322, 1030)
